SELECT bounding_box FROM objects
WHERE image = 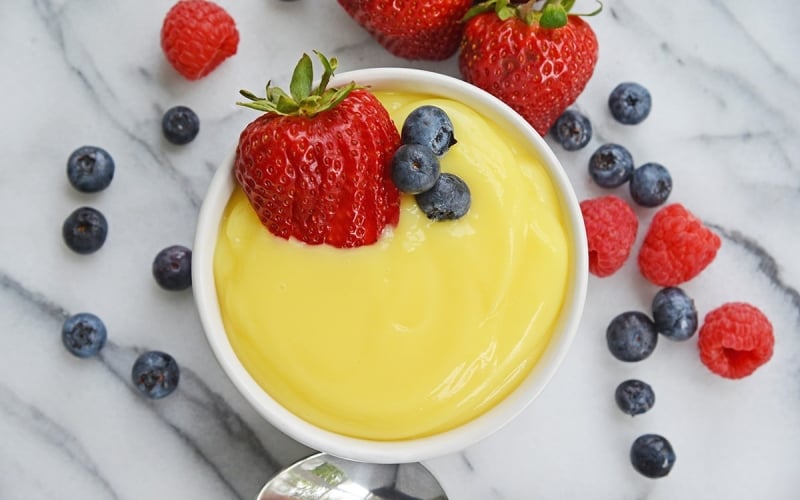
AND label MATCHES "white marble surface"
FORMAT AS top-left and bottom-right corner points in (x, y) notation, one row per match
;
(2, 0), (799, 498)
